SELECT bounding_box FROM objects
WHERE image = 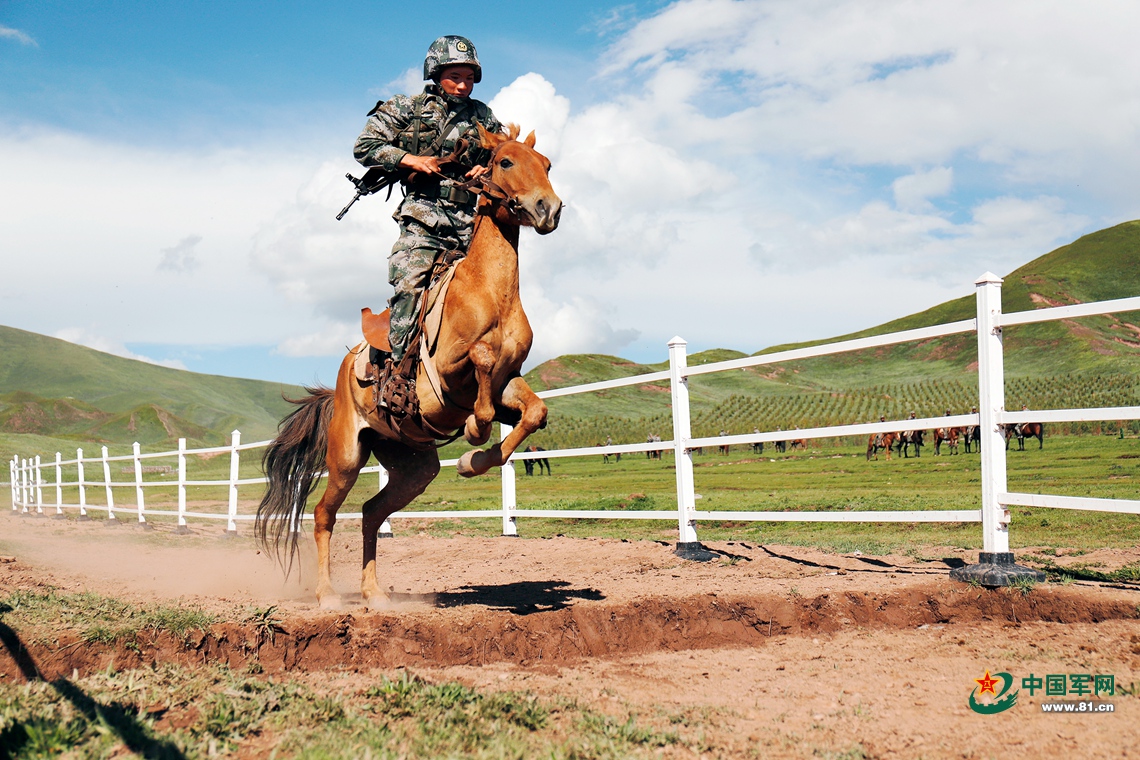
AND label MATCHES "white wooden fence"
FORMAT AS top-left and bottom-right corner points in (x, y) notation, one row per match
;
(9, 272), (1140, 558)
